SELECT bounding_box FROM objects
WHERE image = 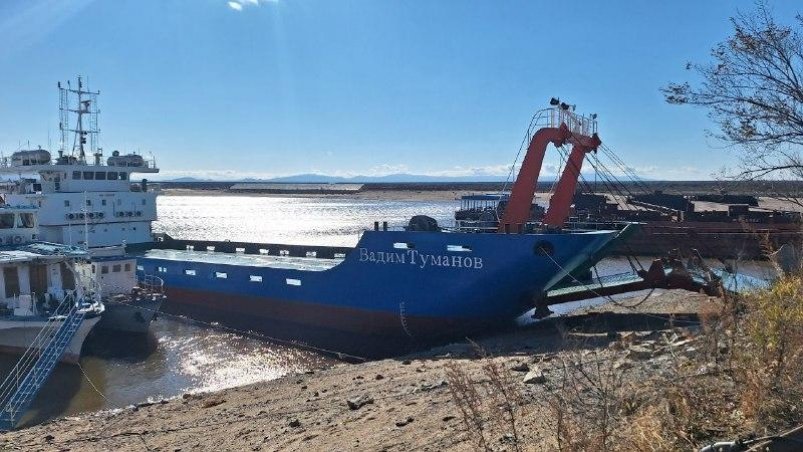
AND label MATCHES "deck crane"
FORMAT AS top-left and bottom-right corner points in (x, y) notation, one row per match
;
(498, 105), (600, 231)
